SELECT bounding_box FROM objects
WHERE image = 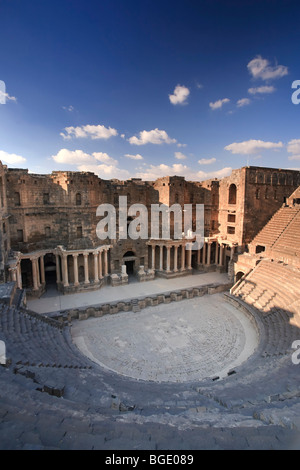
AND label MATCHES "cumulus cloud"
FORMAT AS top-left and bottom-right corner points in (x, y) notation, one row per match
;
(247, 56), (288, 80)
(209, 98), (230, 110)
(237, 98), (250, 107)
(124, 153), (143, 160)
(135, 162), (232, 181)
(60, 124), (118, 140)
(93, 152), (118, 165)
(52, 149), (94, 164)
(174, 152), (187, 160)
(198, 158), (216, 165)
(77, 164), (131, 180)
(169, 85), (190, 105)
(52, 149), (131, 179)
(0, 150), (26, 165)
(248, 85), (276, 95)
(225, 139), (283, 155)
(128, 128), (177, 145)
(287, 139), (300, 161)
